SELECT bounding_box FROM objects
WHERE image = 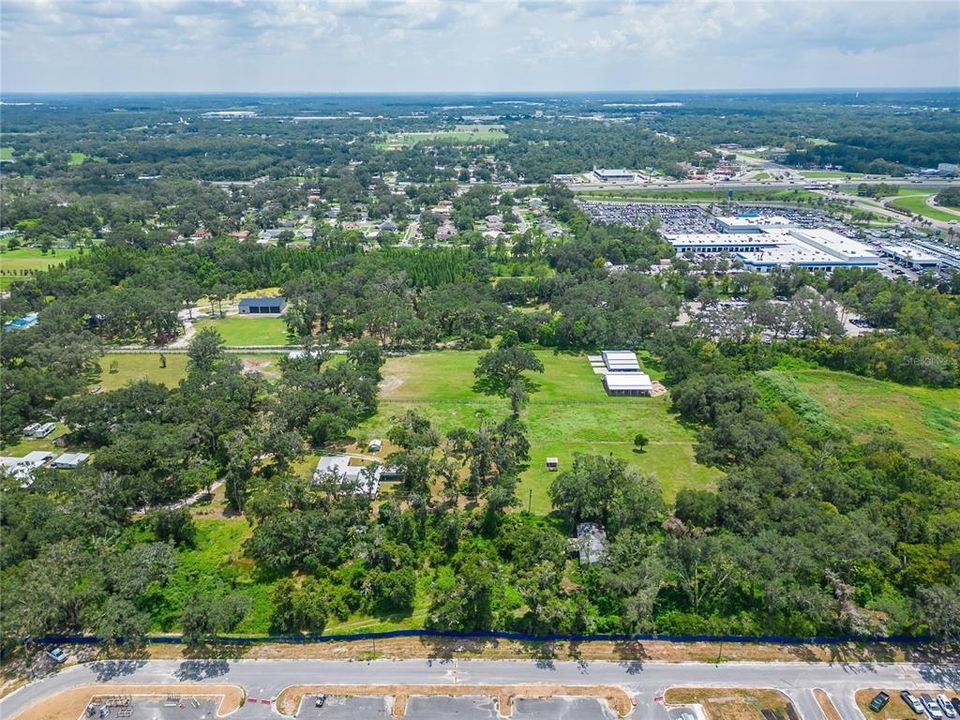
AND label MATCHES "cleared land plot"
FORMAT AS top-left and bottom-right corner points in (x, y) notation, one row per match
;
(194, 316), (291, 346)
(357, 351), (721, 513)
(96, 353), (191, 390)
(94, 352), (284, 390)
(9, 684), (245, 720)
(790, 368), (960, 458)
(382, 125), (507, 148)
(664, 688), (794, 720)
(0, 146), (13, 161)
(0, 247), (82, 288)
